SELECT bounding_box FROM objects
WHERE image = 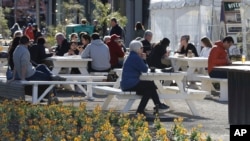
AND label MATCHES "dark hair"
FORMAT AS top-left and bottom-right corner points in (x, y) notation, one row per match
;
(201, 37), (213, 48)
(91, 33), (100, 40)
(79, 32), (88, 38)
(160, 38), (170, 47)
(37, 37), (46, 45)
(8, 37), (21, 70)
(19, 35), (30, 44)
(82, 34), (91, 42)
(135, 22), (144, 31)
(111, 17), (117, 23)
(223, 36), (234, 44)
